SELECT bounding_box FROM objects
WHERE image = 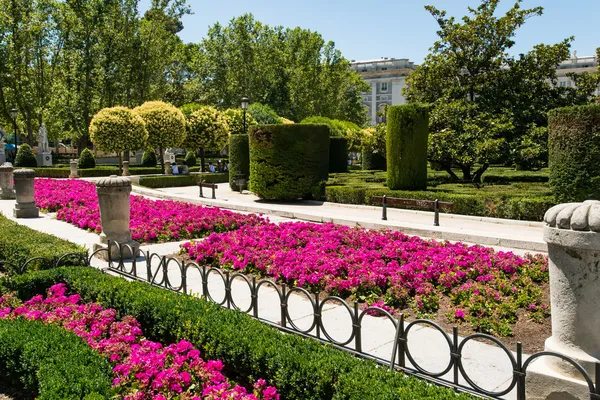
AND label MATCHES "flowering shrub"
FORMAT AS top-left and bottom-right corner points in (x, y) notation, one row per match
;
(34, 179), (264, 243)
(183, 222), (549, 336)
(0, 285), (279, 399)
